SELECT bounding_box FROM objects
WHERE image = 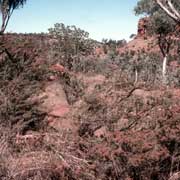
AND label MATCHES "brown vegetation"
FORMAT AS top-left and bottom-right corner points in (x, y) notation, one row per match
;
(0, 26), (179, 180)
